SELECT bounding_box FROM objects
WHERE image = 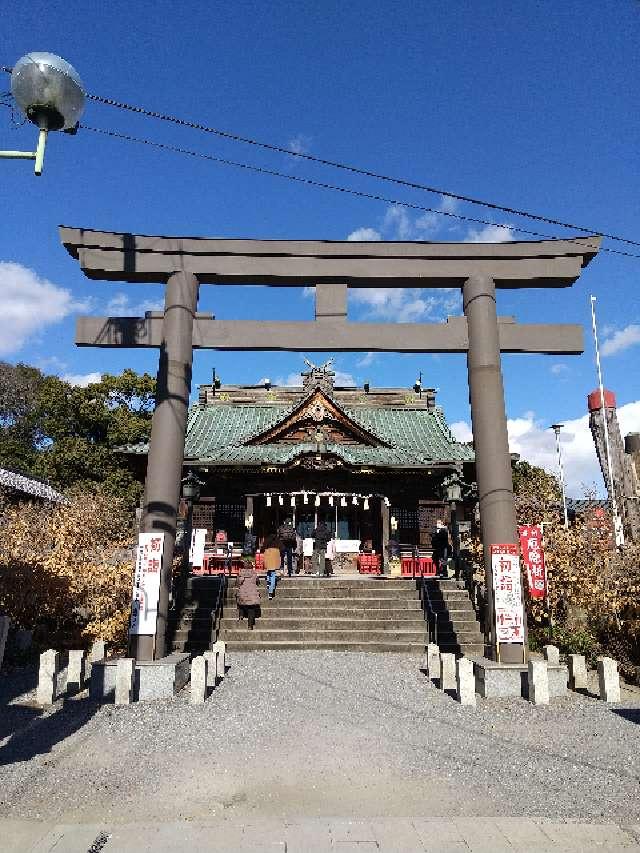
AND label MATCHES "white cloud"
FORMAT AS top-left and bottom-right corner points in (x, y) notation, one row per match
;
(62, 371), (103, 387)
(357, 352), (376, 368)
(272, 368), (357, 388)
(448, 401), (640, 498)
(349, 286), (461, 323)
(550, 363), (569, 376)
(0, 262), (90, 355)
(465, 223), (514, 243)
(106, 292), (165, 315)
(288, 134), (312, 156)
(347, 227), (382, 241)
(334, 370), (356, 386)
(601, 324), (640, 357)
